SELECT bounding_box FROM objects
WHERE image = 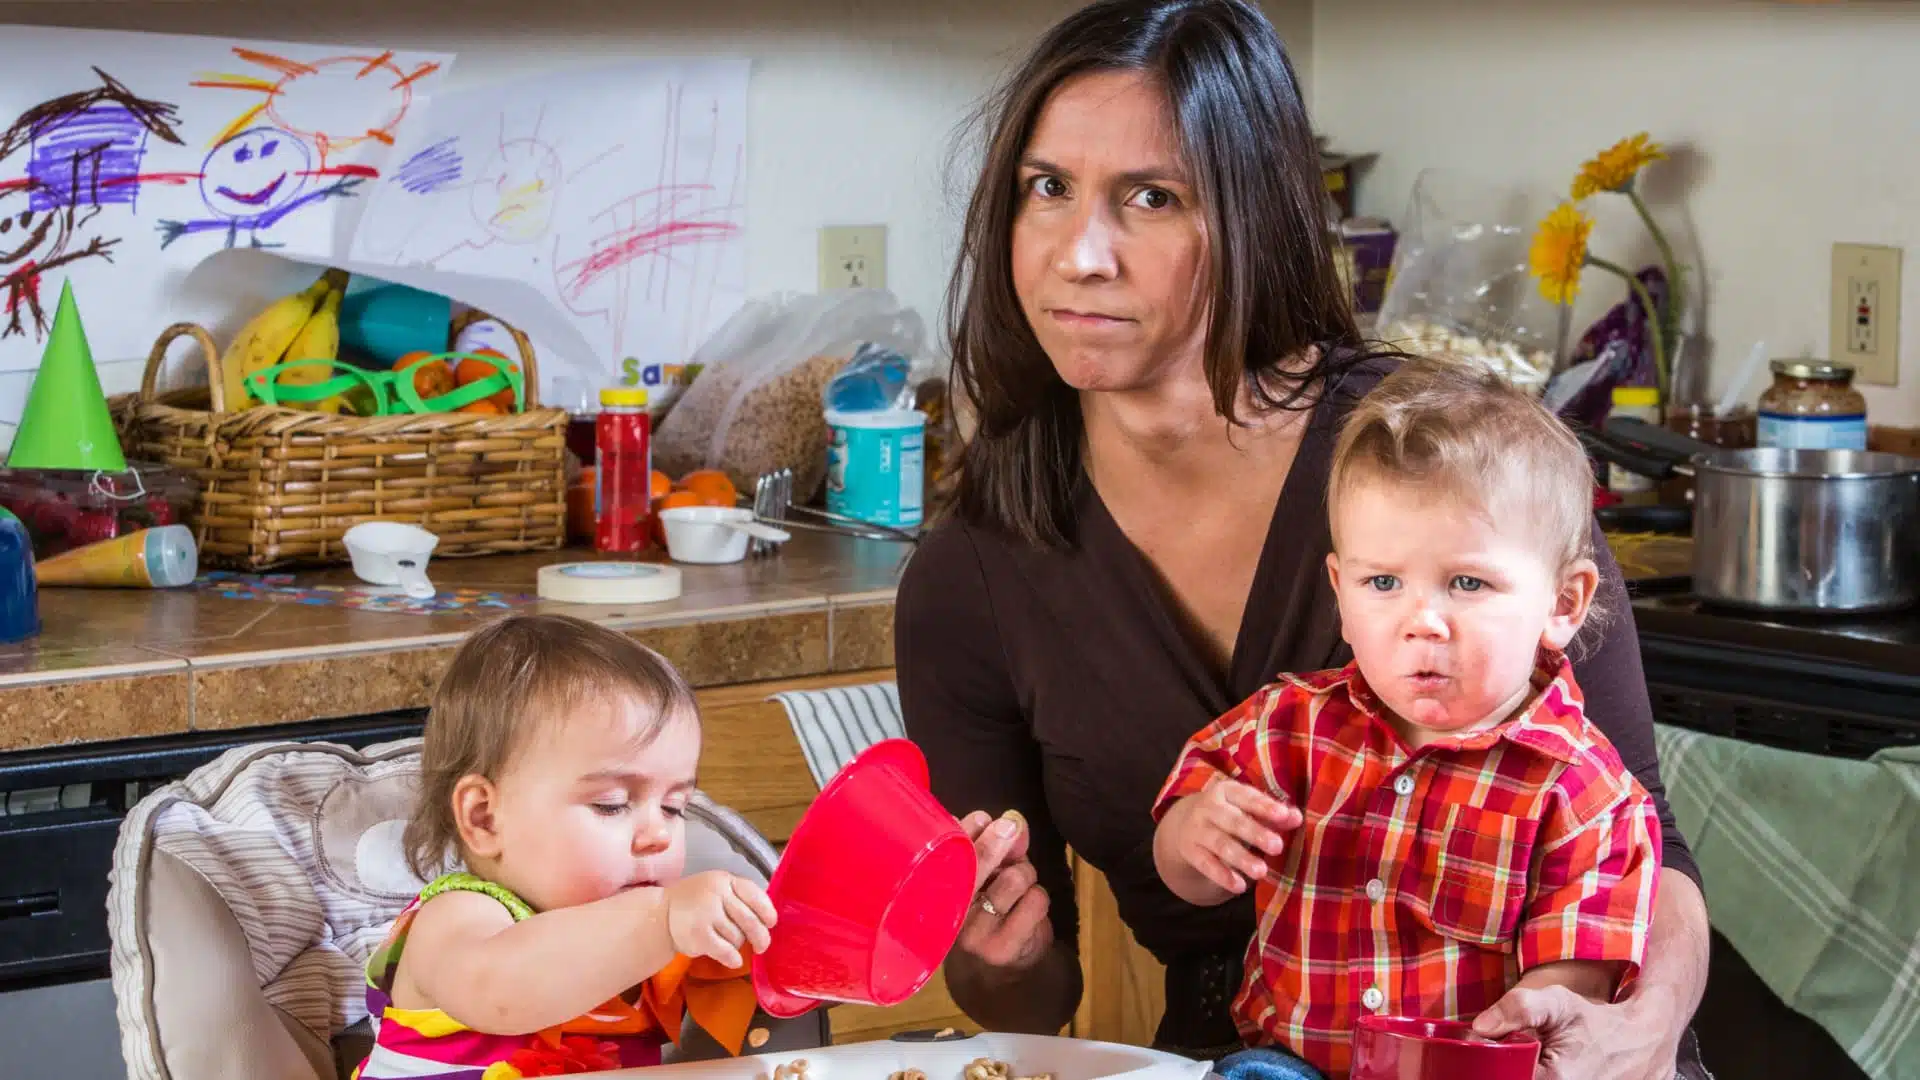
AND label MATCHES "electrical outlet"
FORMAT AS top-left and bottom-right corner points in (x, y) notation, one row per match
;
(819, 225), (887, 291)
(1830, 242), (1901, 385)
